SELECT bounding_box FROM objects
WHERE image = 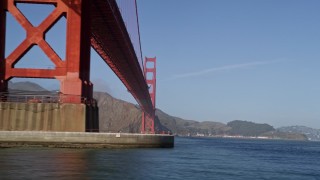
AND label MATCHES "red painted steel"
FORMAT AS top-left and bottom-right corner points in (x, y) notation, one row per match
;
(90, 0), (153, 114)
(1, 0), (92, 103)
(1, 0), (155, 129)
(141, 57), (156, 134)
